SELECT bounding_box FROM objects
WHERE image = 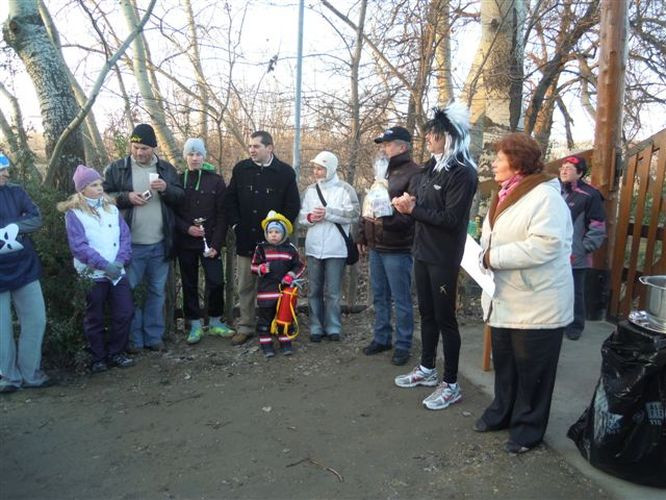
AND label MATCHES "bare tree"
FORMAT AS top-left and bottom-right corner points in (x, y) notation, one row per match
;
(120, 0), (180, 164)
(3, 0), (84, 191)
